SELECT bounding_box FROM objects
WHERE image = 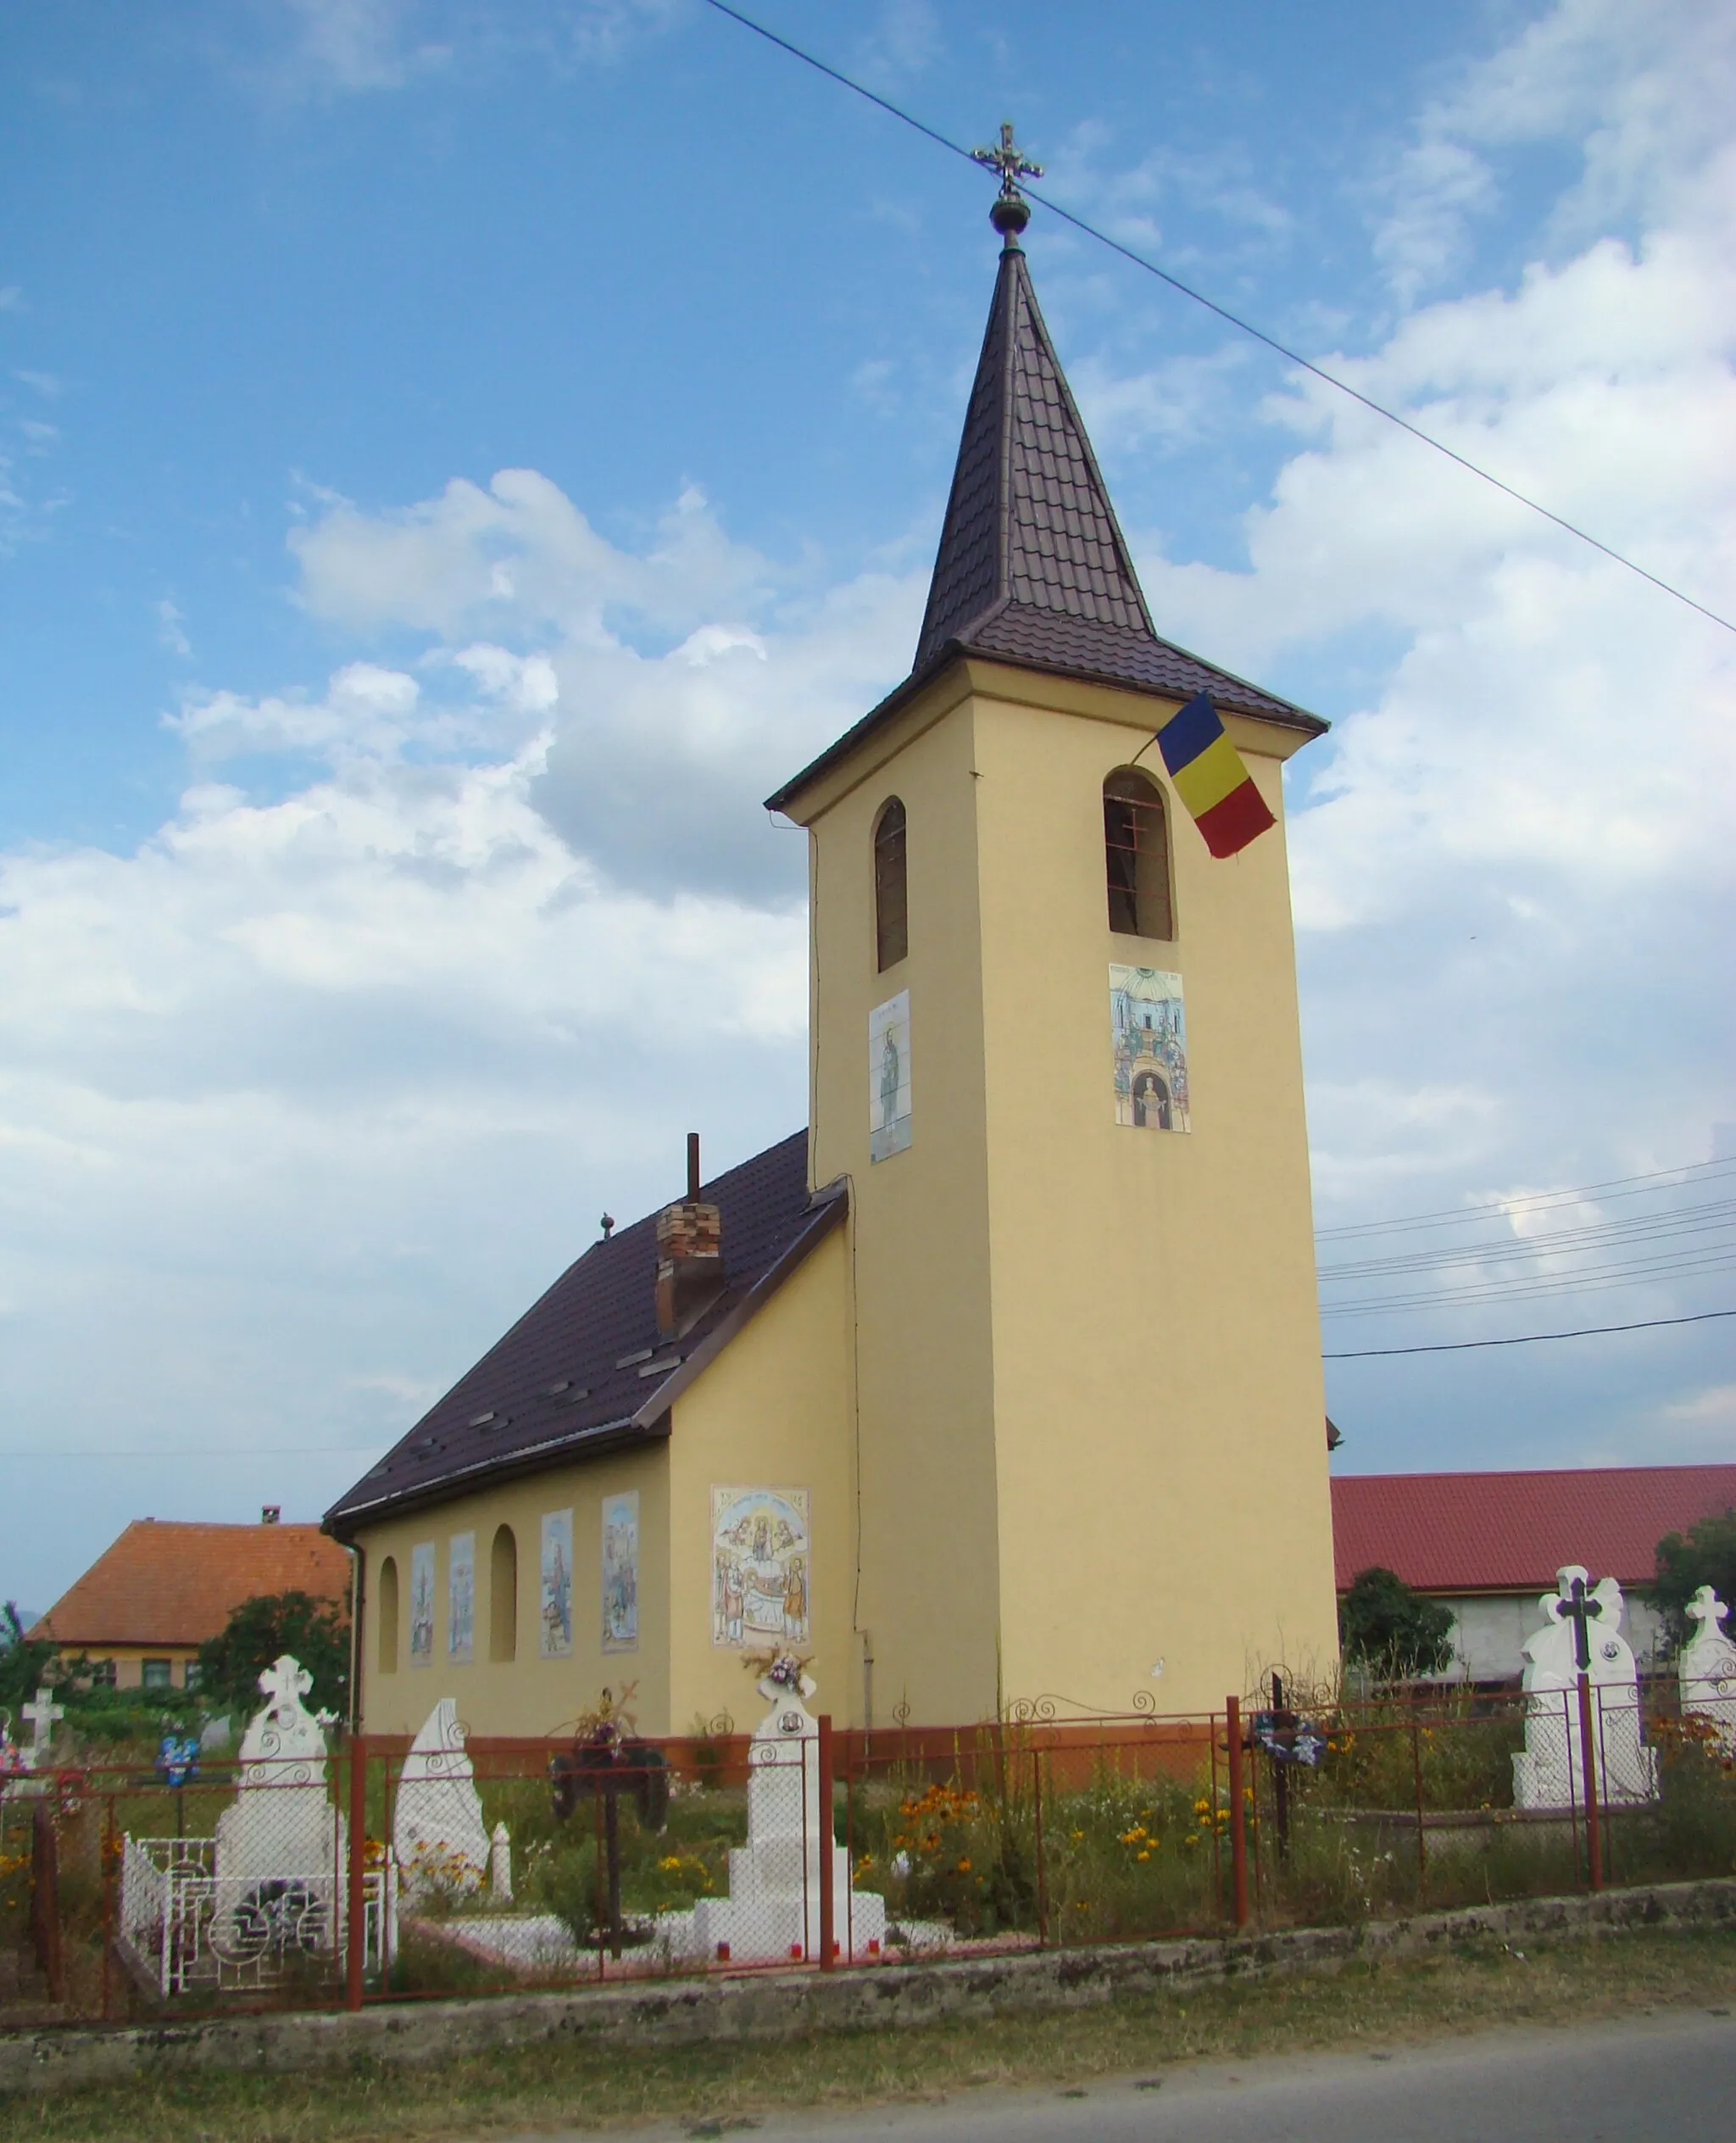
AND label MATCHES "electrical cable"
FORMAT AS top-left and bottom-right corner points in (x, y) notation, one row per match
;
(696, 0), (1736, 639)
(1316, 1155), (1736, 1241)
(1323, 1306), (1736, 1359)
(1319, 1200), (1736, 1283)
